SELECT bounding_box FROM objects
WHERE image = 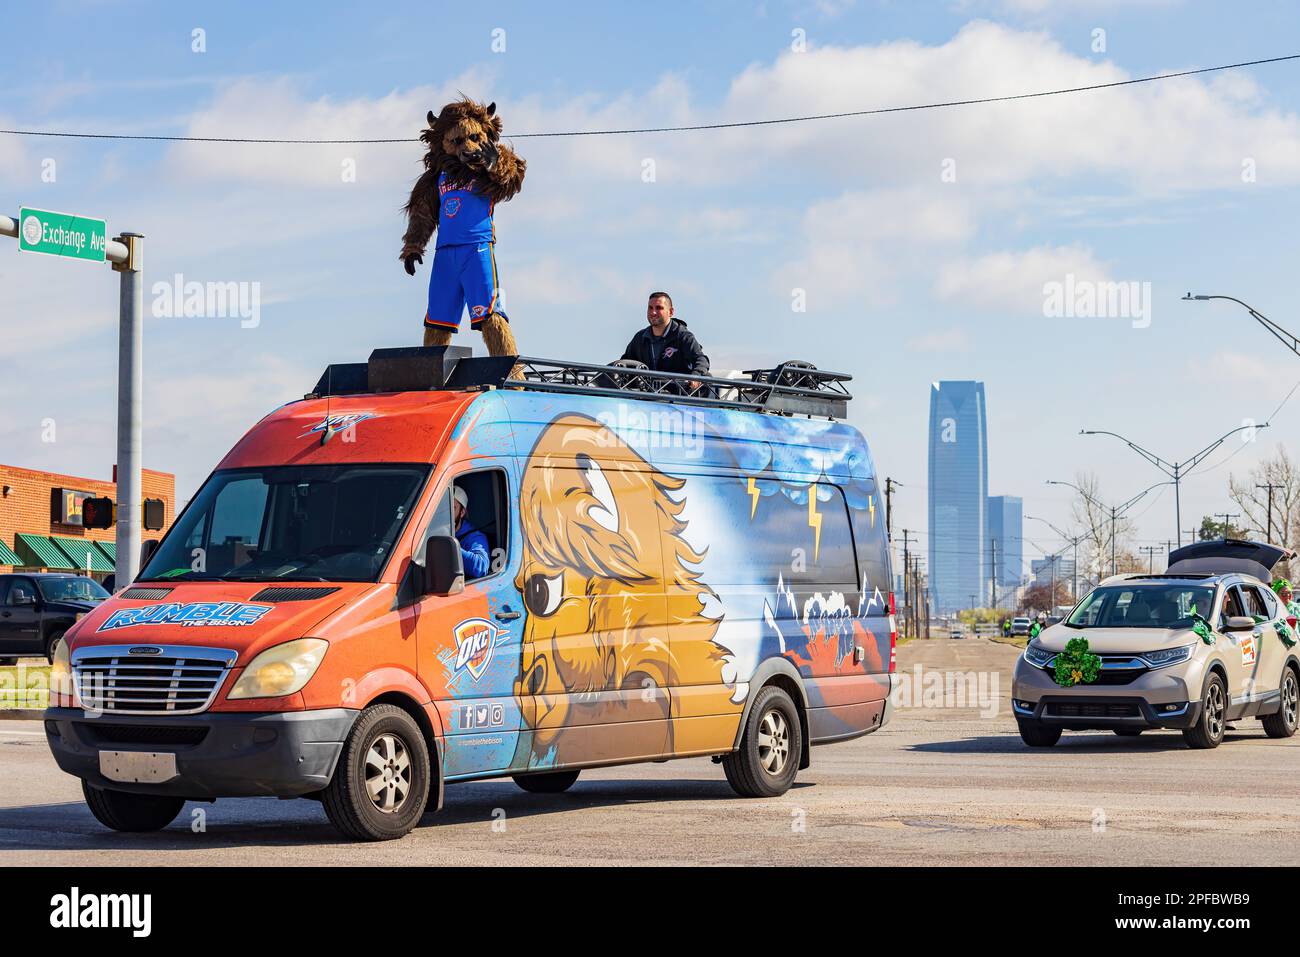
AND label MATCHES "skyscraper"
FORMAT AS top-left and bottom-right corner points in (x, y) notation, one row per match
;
(928, 381), (988, 614)
(987, 495), (1024, 594)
